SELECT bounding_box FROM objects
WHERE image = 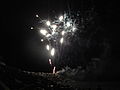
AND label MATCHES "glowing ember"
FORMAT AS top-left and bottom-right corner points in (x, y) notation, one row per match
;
(31, 27), (34, 29)
(66, 22), (71, 27)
